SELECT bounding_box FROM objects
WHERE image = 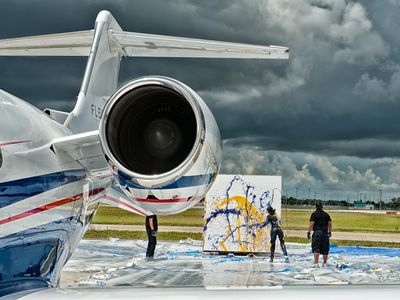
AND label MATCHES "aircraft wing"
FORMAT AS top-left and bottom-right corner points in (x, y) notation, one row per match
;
(0, 29), (289, 59)
(50, 130), (107, 171)
(51, 131), (151, 216)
